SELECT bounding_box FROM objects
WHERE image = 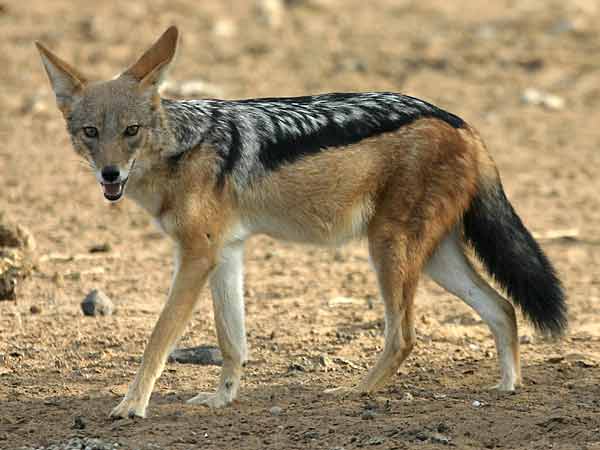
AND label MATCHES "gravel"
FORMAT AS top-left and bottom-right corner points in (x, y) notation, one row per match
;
(16, 437), (122, 450)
